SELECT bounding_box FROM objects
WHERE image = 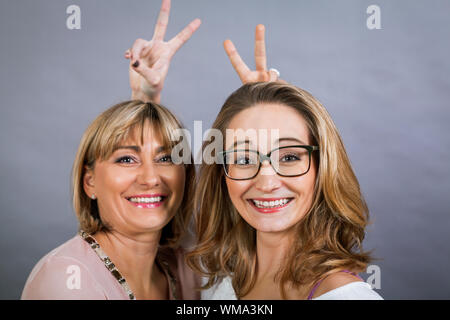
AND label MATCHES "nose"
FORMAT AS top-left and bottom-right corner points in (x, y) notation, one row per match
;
(254, 160), (281, 193)
(136, 161), (162, 187)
